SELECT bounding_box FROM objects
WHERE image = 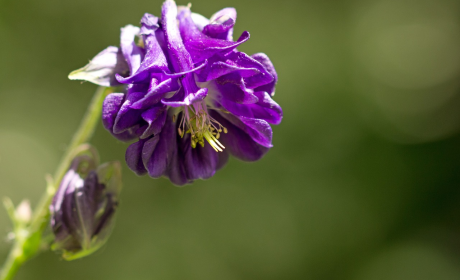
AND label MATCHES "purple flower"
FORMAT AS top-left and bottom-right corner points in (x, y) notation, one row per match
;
(69, 0), (282, 185)
(50, 148), (122, 260)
